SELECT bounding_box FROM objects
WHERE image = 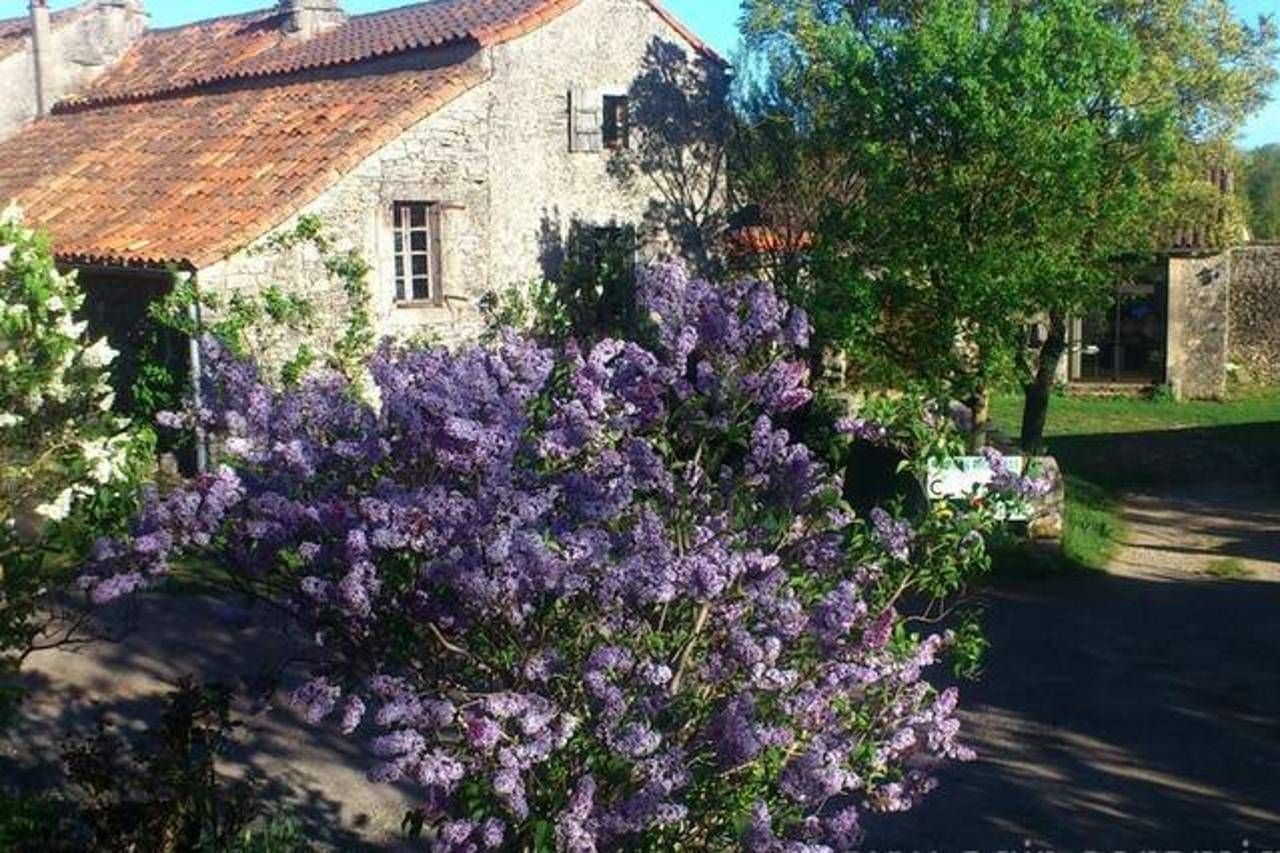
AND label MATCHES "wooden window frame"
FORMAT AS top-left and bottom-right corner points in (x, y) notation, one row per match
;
(602, 94), (630, 150)
(392, 201), (444, 307)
